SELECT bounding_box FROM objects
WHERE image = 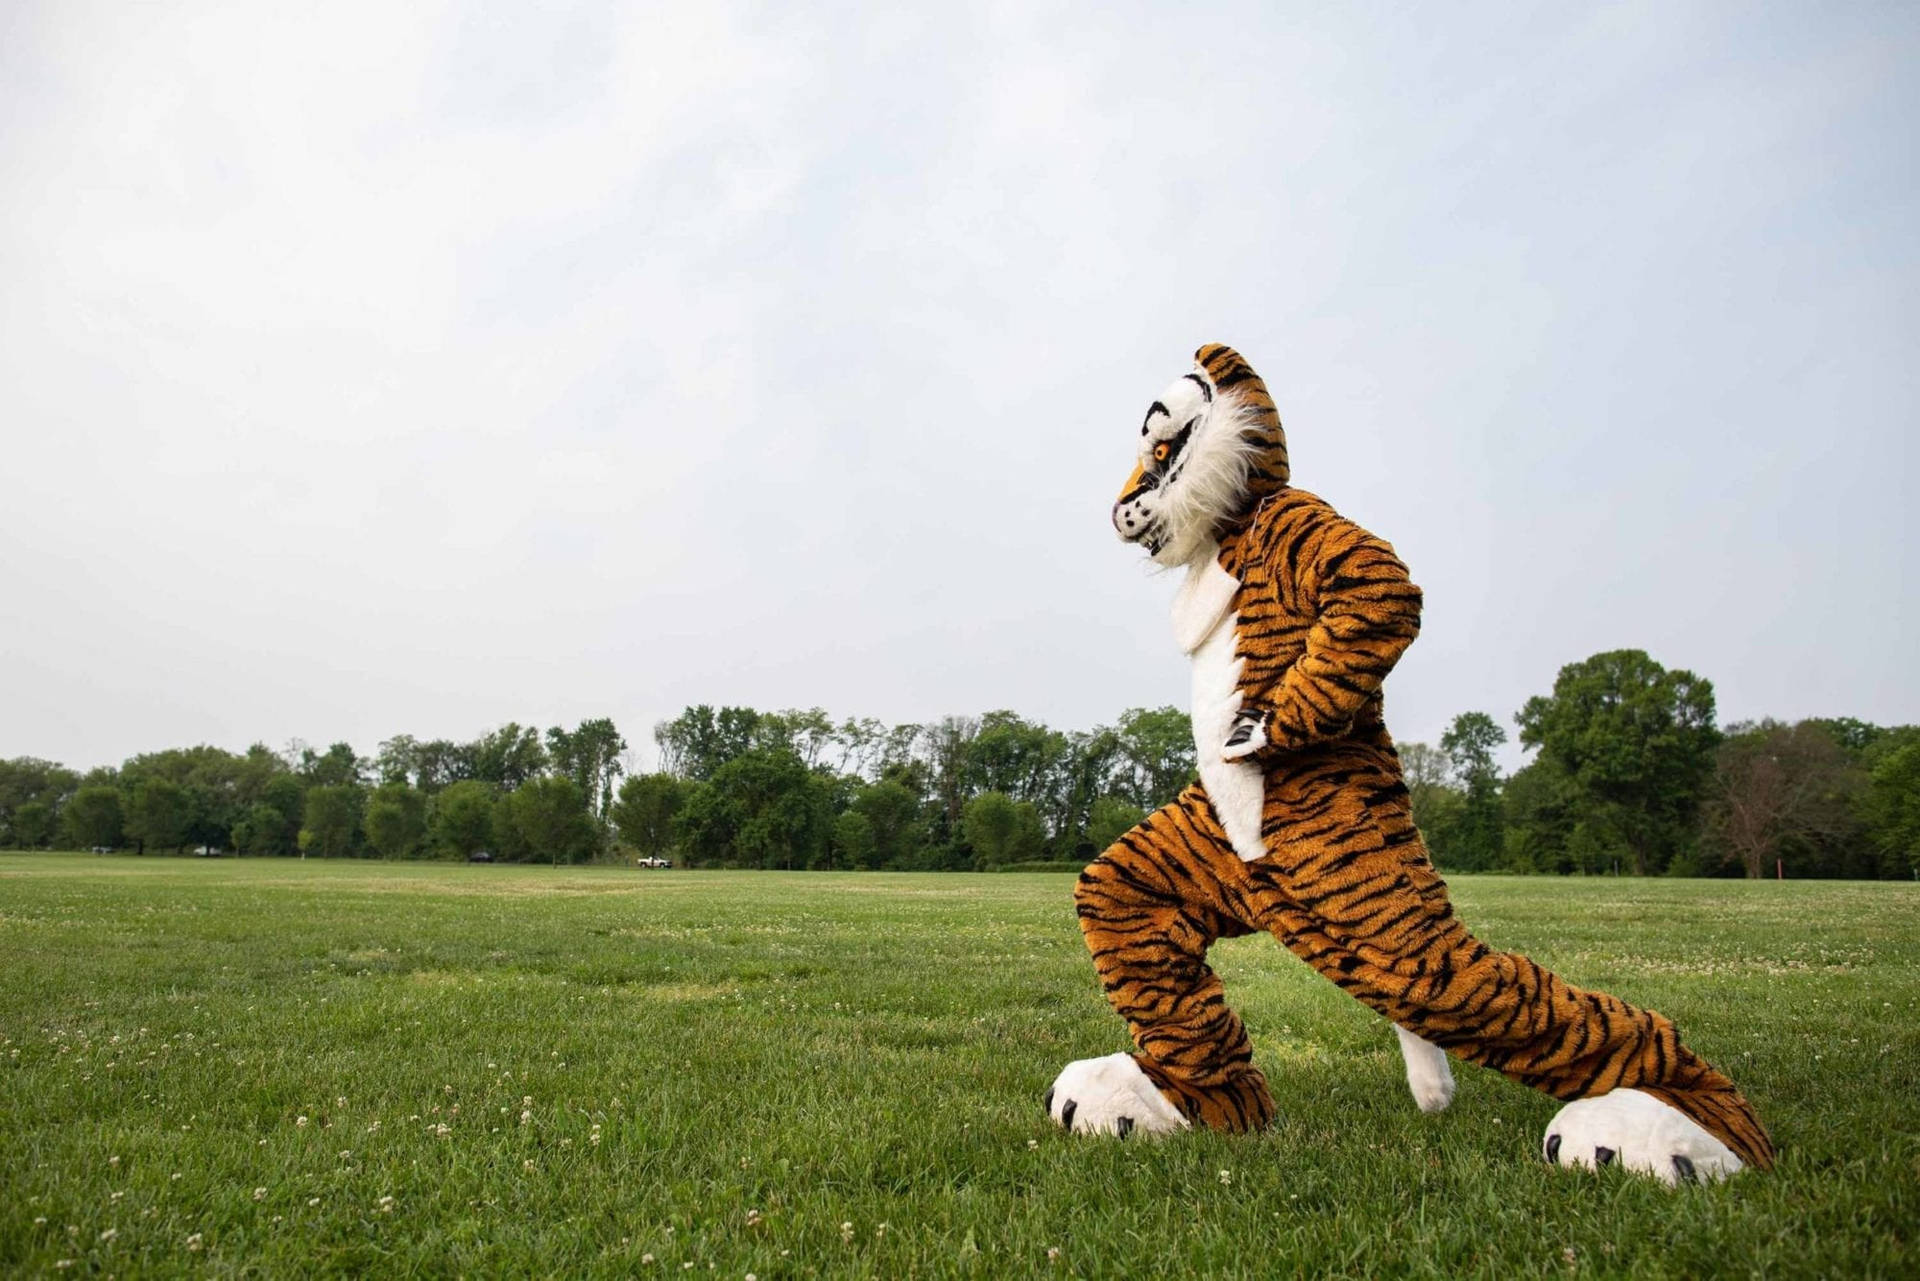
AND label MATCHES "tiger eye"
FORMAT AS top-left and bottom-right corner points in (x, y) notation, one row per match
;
(1153, 443), (1170, 462)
